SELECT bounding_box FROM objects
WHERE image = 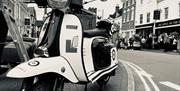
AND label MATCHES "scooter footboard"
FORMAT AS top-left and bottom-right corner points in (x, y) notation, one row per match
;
(6, 56), (79, 83)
